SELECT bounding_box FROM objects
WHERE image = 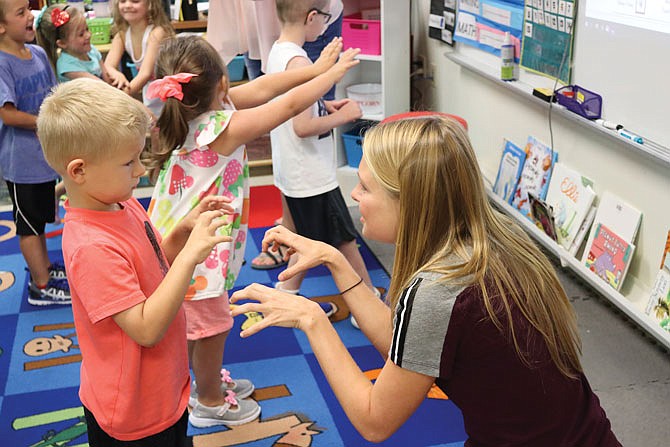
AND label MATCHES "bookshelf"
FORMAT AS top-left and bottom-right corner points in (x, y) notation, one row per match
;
(335, 0), (411, 206)
(487, 186), (670, 350)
